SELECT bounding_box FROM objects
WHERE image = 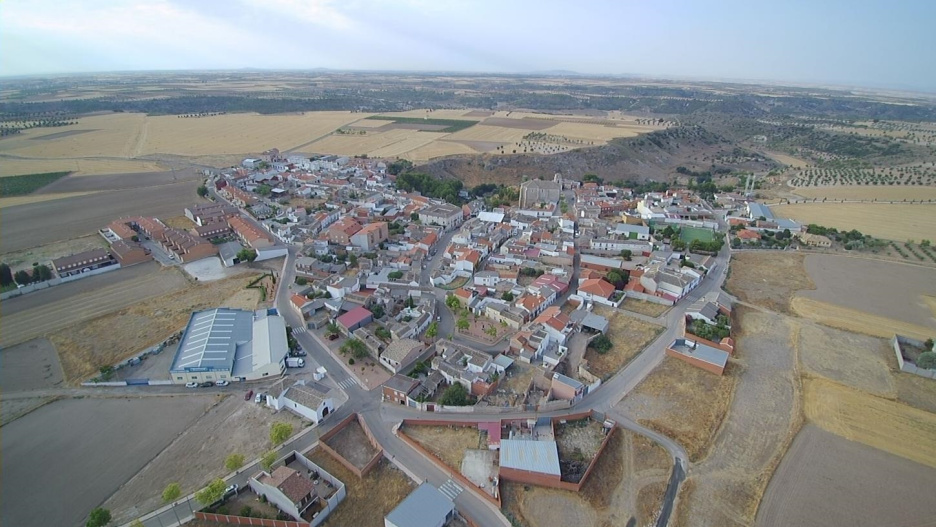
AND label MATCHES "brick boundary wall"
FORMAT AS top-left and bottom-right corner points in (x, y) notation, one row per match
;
(195, 512), (304, 527)
(318, 413), (384, 478)
(397, 421), (502, 507)
(664, 347), (725, 375)
(682, 328), (734, 354)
